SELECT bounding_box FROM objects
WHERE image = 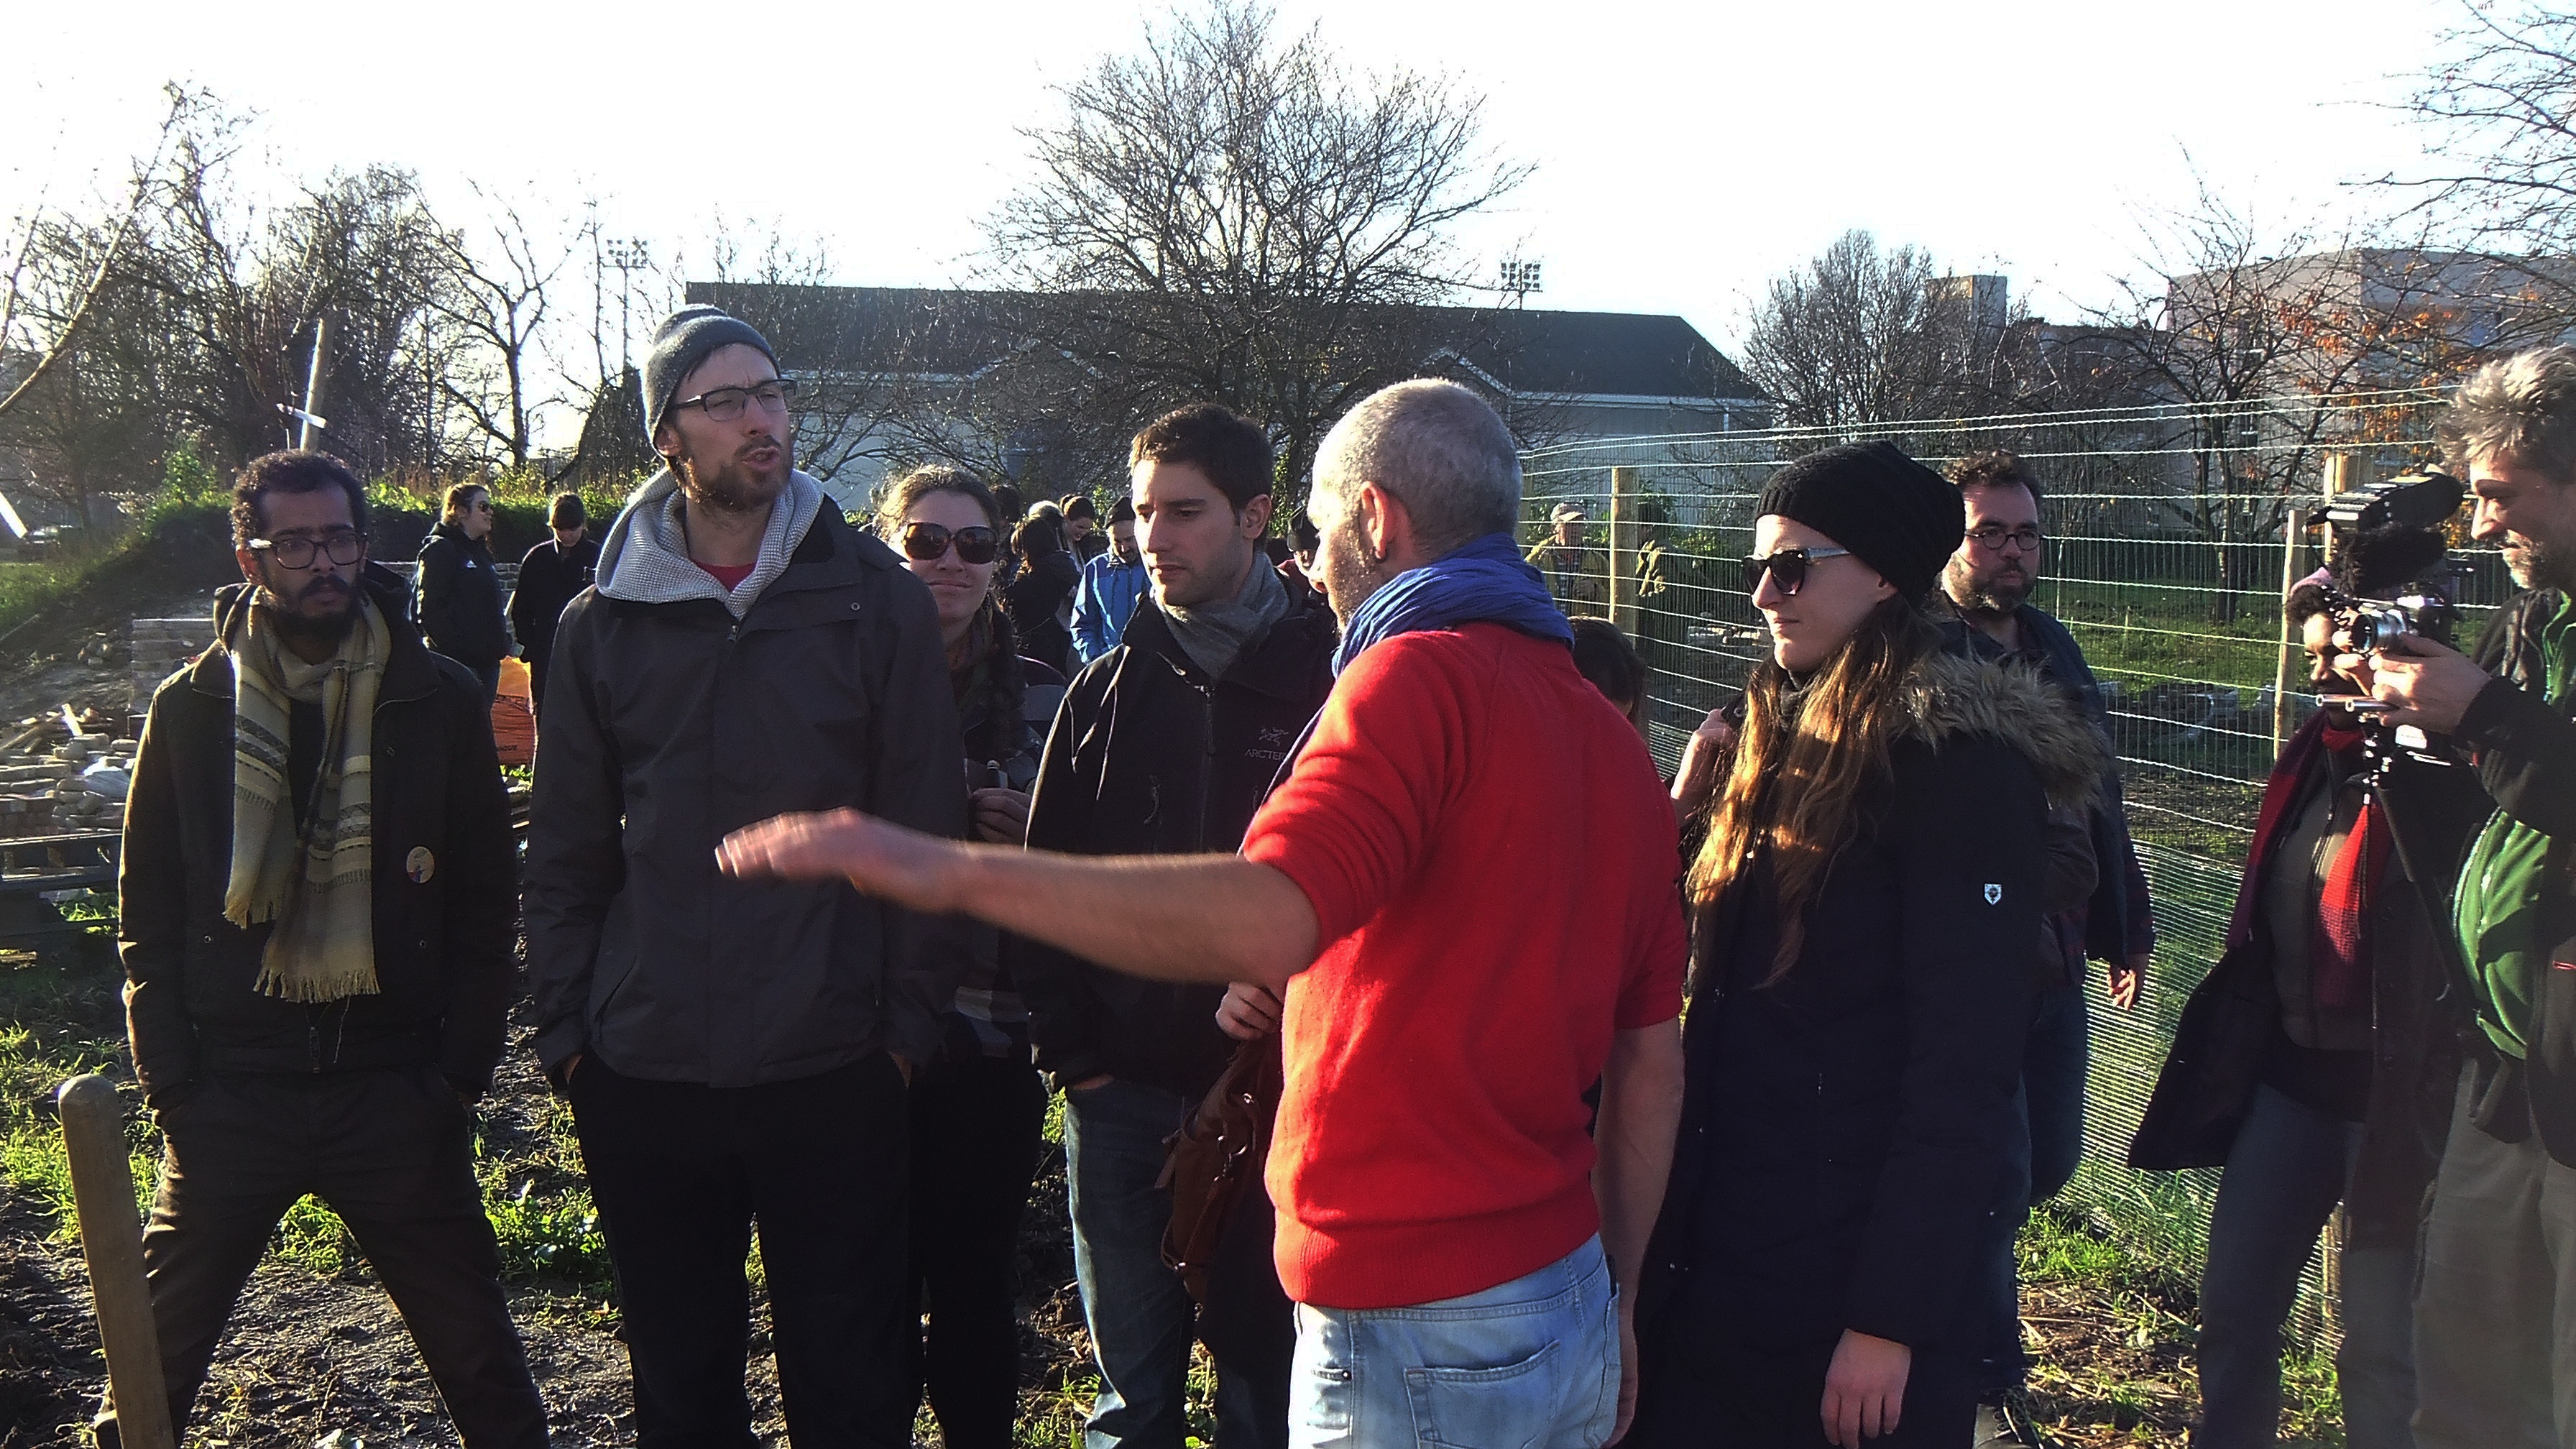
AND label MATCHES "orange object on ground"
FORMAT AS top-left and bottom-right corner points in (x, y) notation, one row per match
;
(492, 657), (535, 767)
